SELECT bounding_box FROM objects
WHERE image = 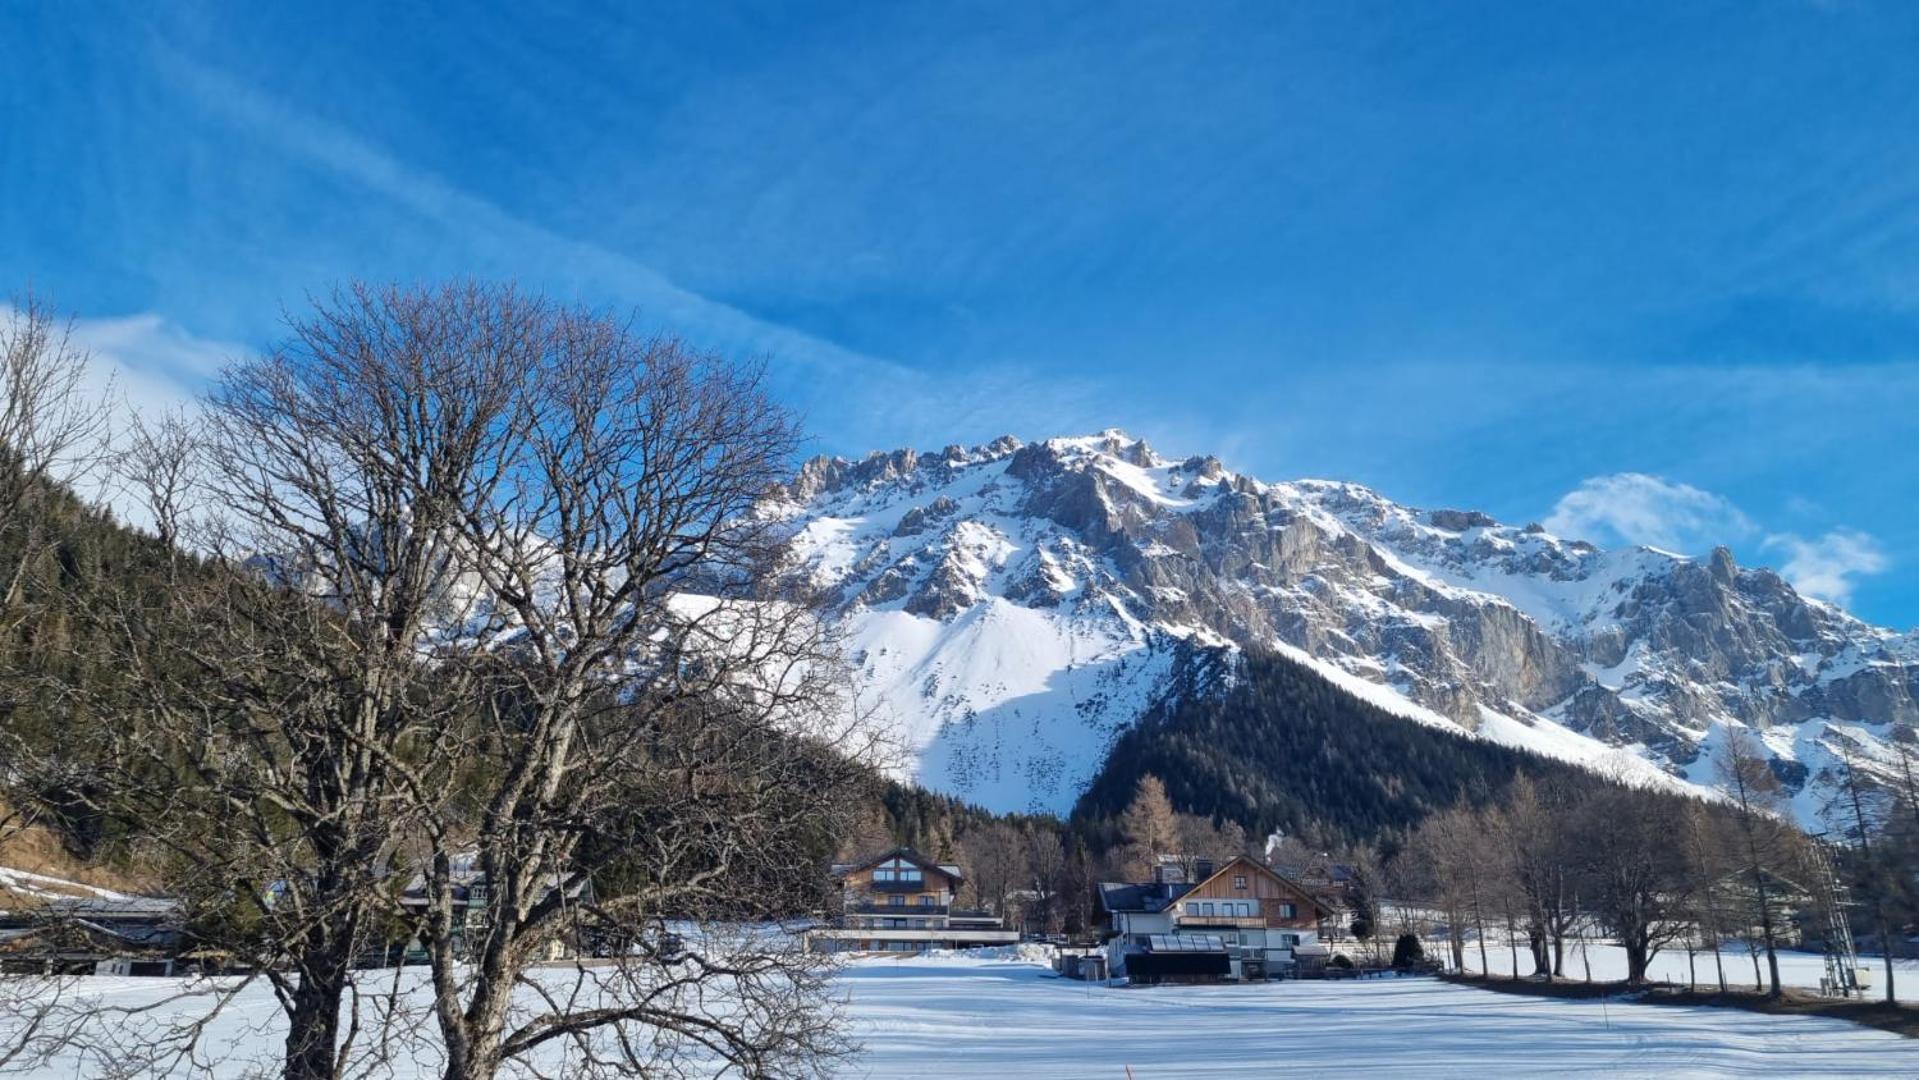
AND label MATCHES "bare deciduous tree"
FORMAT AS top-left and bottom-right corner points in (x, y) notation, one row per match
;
(65, 283), (543, 1079)
(1024, 827), (1067, 935)
(1822, 742), (1899, 1003)
(1678, 802), (1732, 993)
(958, 821), (1025, 923)
(0, 292), (113, 1071)
(1717, 728), (1800, 999)
(356, 293), (877, 1079)
(1404, 804), (1486, 974)
(1, 291), (112, 611)
(1499, 774), (1579, 979)
(1571, 785), (1692, 986)
(47, 283), (879, 1079)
